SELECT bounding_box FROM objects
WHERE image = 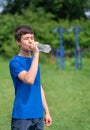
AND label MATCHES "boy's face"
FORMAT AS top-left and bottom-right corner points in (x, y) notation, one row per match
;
(17, 33), (34, 52)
